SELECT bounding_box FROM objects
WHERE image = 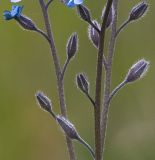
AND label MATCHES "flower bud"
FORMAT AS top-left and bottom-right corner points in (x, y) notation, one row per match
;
(88, 20), (100, 48)
(56, 115), (79, 139)
(77, 5), (91, 22)
(125, 59), (149, 83)
(67, 32), (78, 60)
(76, 73), (89, 94)
(101, 6), (113, 28)
(129, 2), (148, 21)
(35, 91), (52, 113)
(15, 15), (37, 31)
